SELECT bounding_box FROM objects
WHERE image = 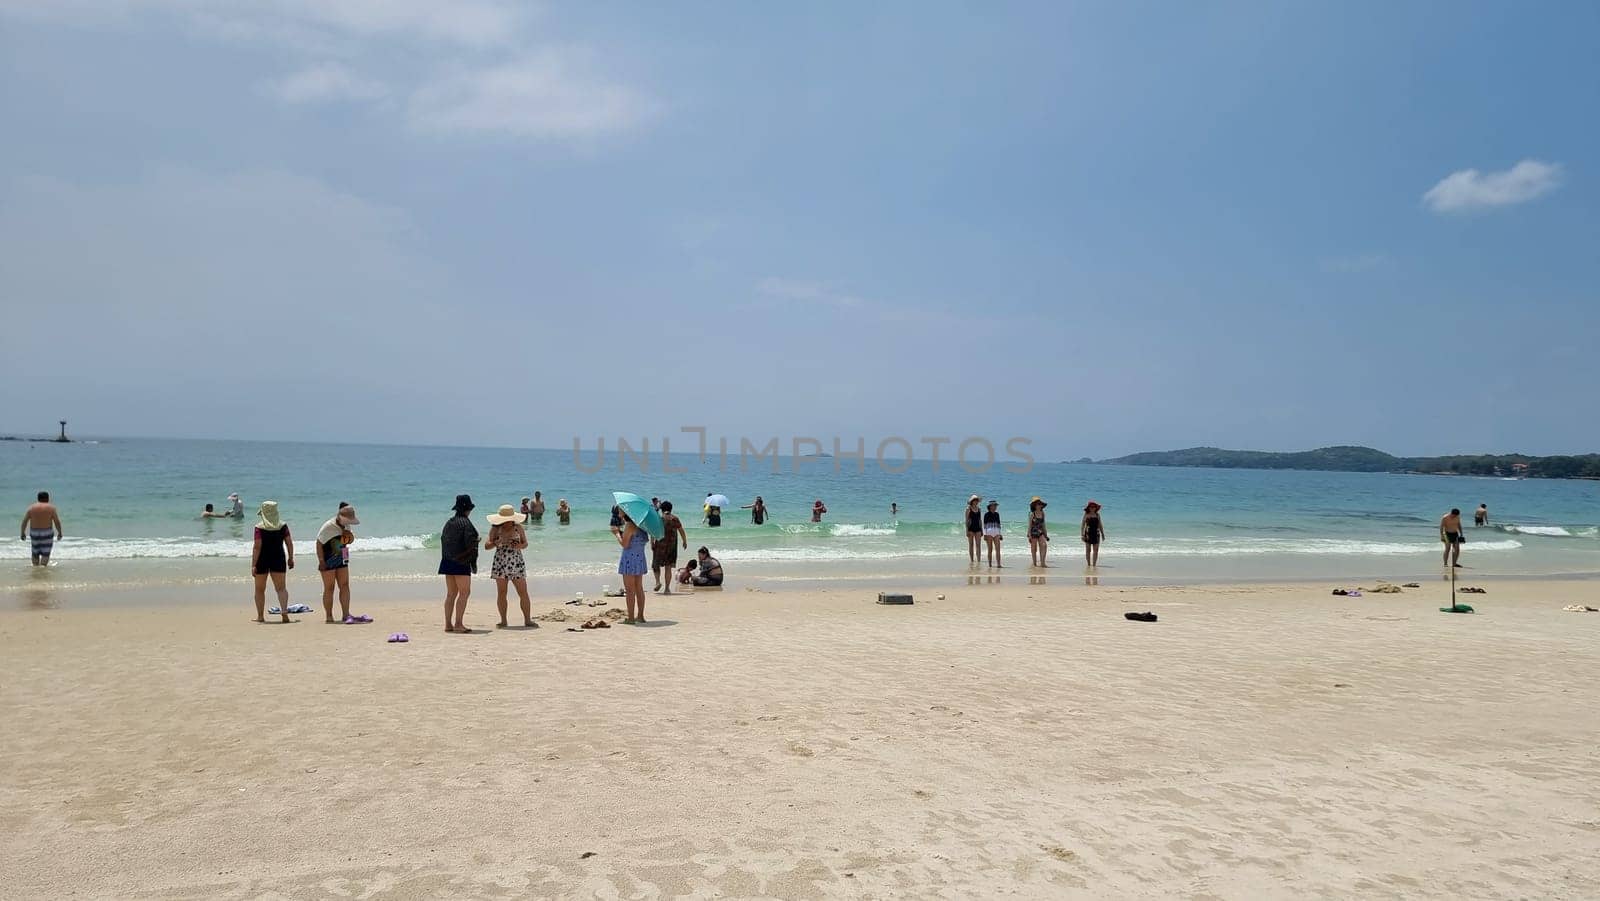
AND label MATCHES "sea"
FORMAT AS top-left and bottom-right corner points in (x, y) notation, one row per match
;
(3, 437), (1597, 605)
